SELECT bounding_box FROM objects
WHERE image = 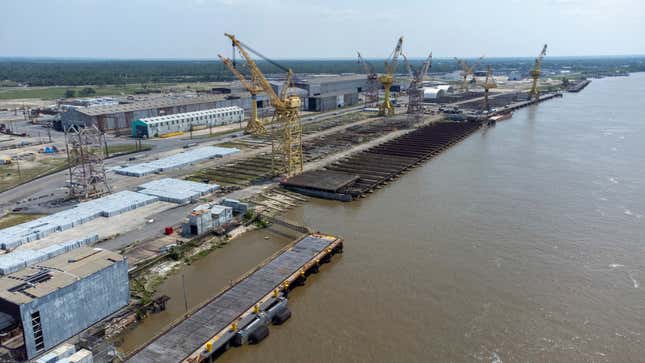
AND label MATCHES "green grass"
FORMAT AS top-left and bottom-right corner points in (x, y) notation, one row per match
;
(0, 85), (142, 100)
(0, 213), (45, 229)
(0, 157), (68, 193)
(0, 82), (225, 100)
